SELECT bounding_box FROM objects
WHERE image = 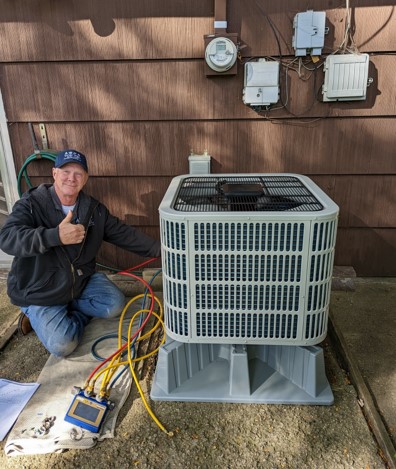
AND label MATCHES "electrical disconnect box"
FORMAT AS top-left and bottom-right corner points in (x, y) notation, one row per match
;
(293, 10), (326, 57)
(188, 152), (211, 175)
(243, 60), (280, 107)
(322, 53), (370, 102)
